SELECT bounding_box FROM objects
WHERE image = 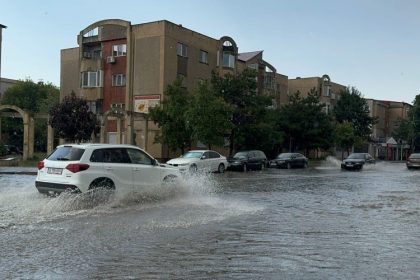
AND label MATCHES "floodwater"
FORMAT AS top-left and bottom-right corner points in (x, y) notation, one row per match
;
(1, 159), (420, 279)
